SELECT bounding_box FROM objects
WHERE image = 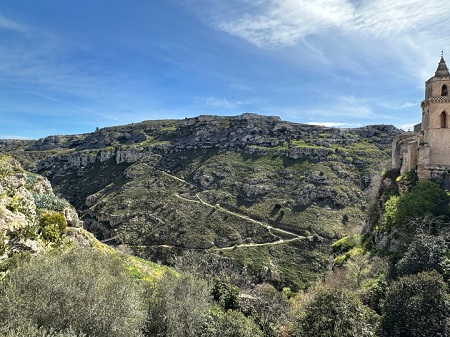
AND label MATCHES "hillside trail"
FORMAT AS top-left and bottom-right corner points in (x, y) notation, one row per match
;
(174, 192), (310, 250)
(99, 164), (309, 250)
(151, 166), (307, 243)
